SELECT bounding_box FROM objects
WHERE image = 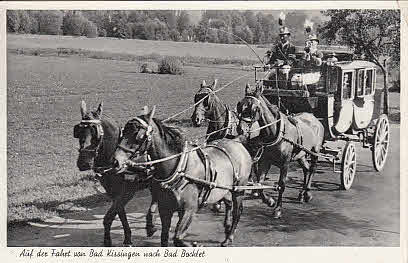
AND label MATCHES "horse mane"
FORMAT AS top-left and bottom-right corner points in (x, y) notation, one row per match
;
(130, 116), (186, 153)
(260, 94), (280, 118)
(153, 118), (186, 152)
